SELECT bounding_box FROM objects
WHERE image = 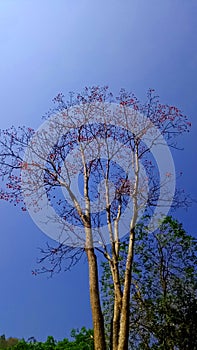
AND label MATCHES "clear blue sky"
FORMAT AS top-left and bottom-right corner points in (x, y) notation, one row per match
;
(0, 0), (196, 341)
